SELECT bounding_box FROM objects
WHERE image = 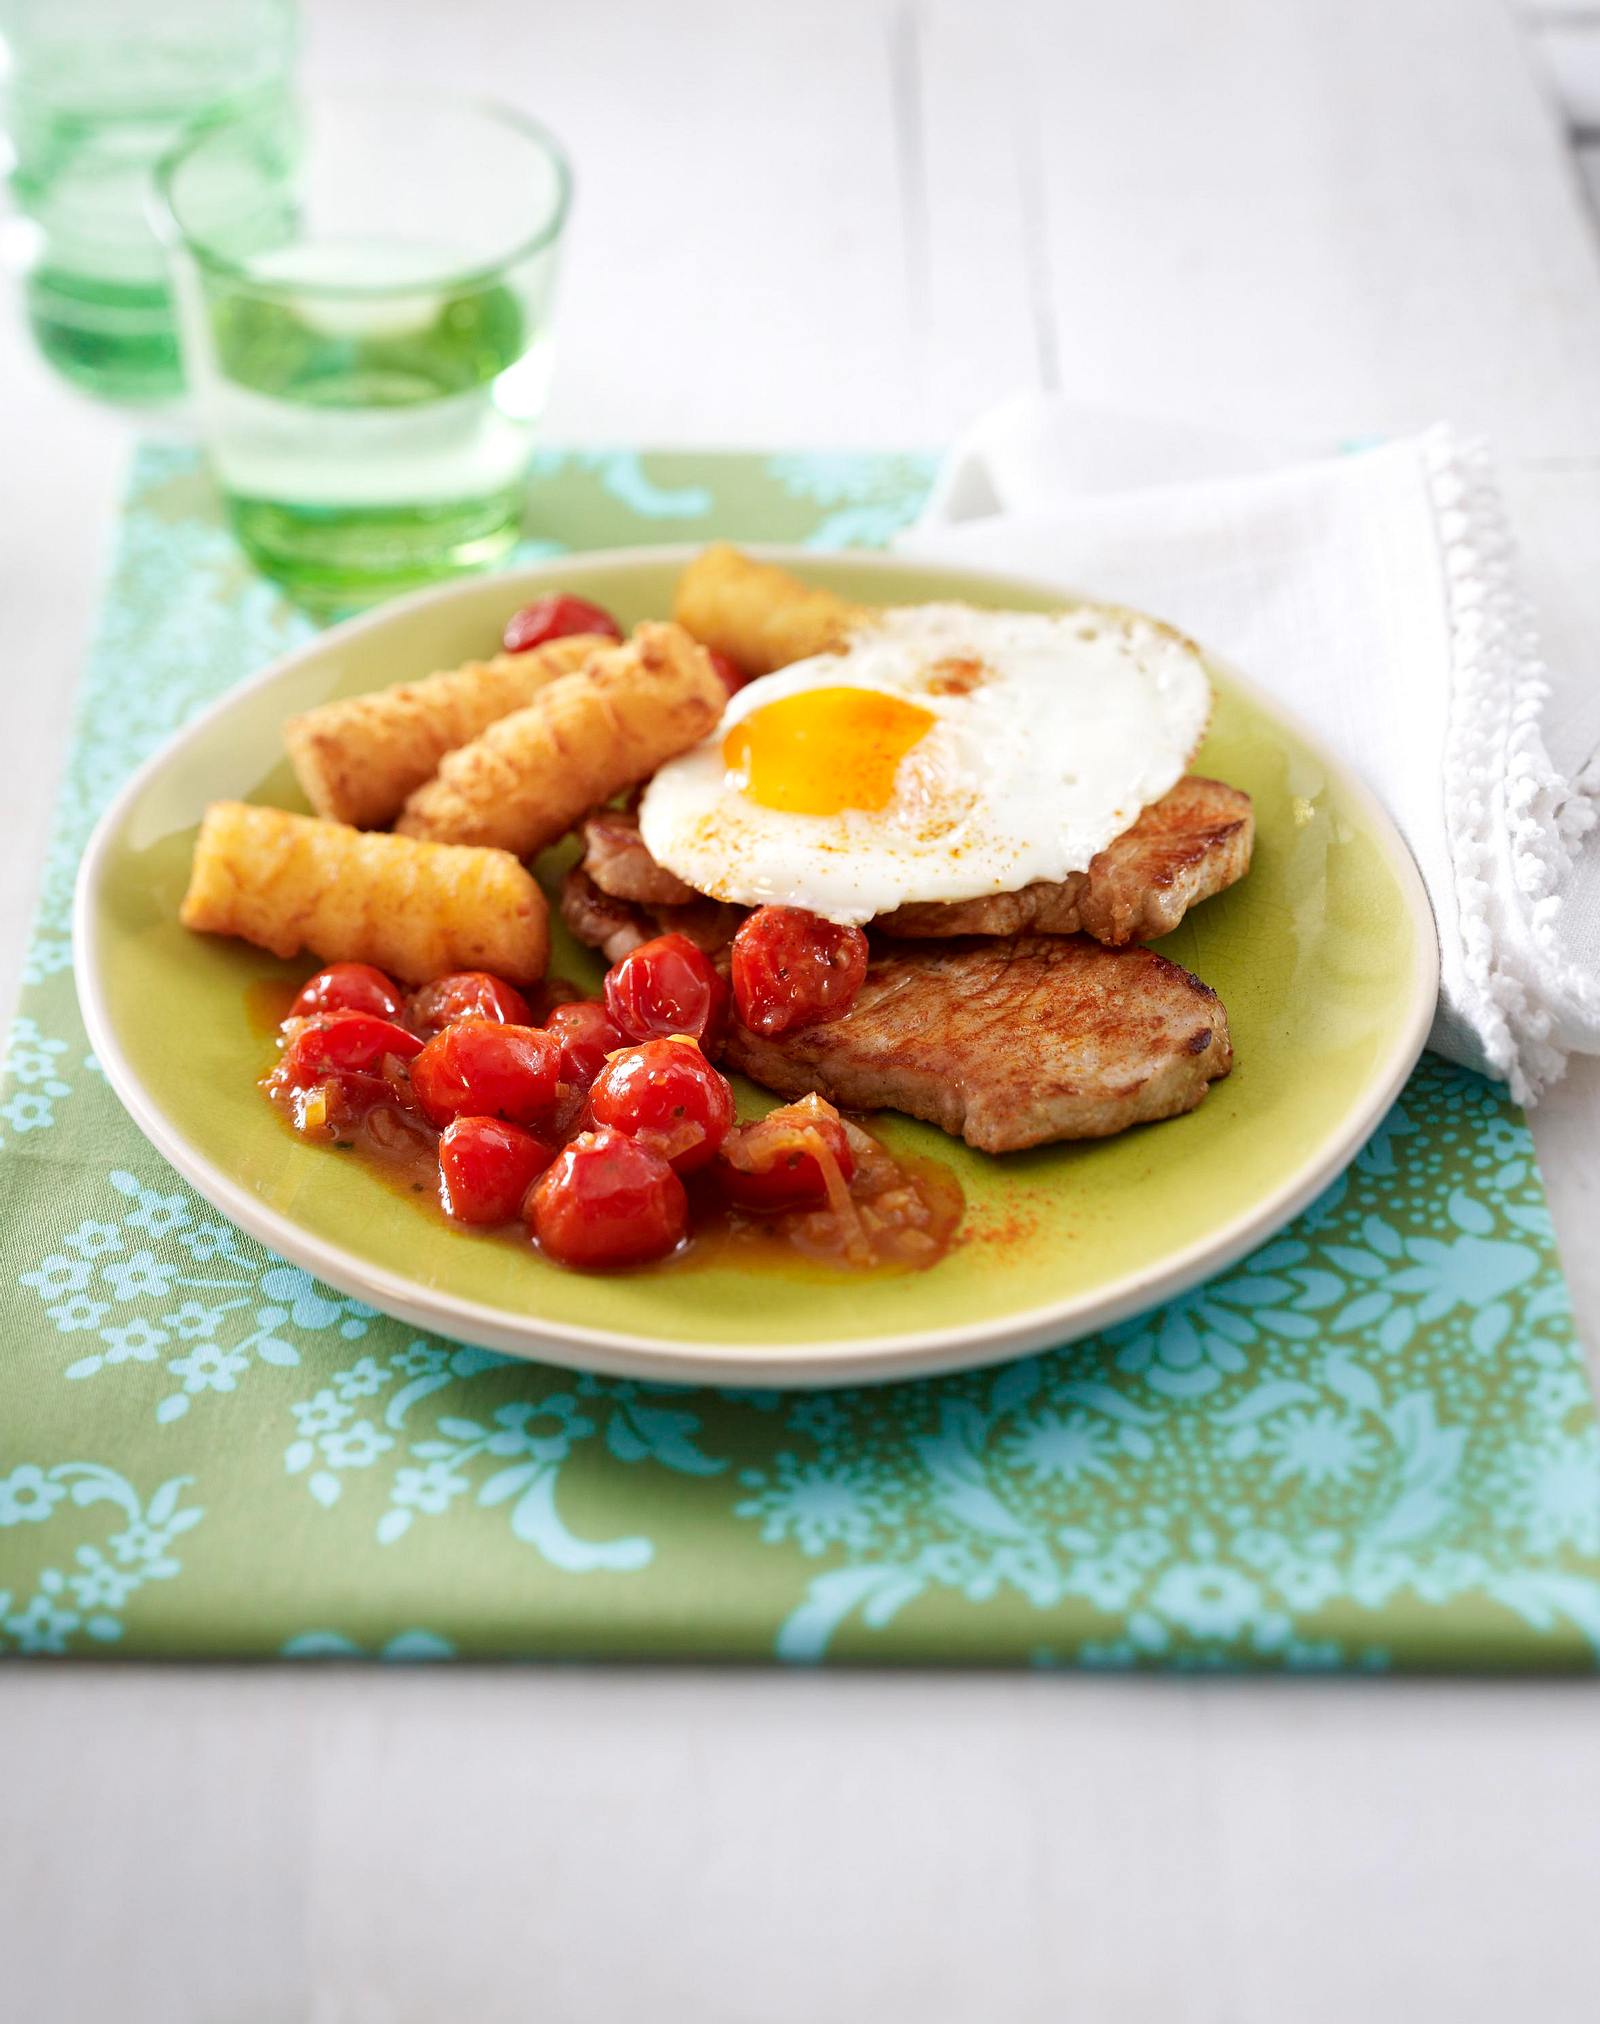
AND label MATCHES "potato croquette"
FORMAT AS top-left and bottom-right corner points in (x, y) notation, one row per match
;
(283, 634), (608, 829)
(180, 802), (549, 984)
(396, 621), (724, 858)
(672, 543), (868, 675)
